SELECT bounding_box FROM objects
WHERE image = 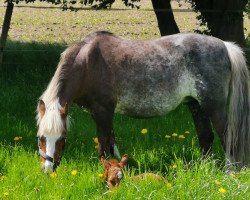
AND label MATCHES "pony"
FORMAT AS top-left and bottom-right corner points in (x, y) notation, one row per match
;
(101, 154), (168, 189)
(36, 31), (250, 173)
(101, 154), (128, 189)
